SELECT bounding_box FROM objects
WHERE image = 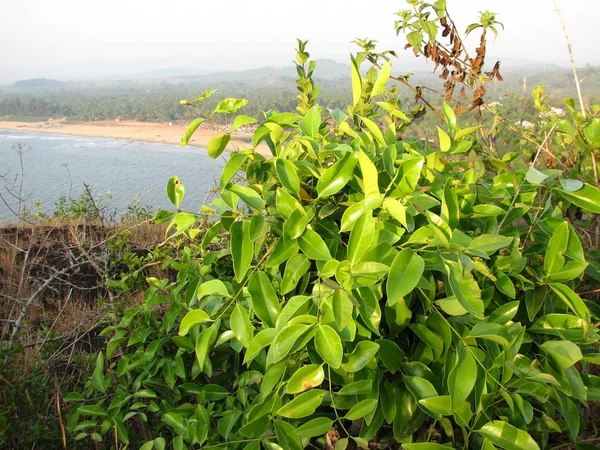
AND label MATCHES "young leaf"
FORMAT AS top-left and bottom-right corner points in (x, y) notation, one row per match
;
(341, 341), (379, 372)
(276, 389), (326, 419)
(370, 61), (391, 99)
